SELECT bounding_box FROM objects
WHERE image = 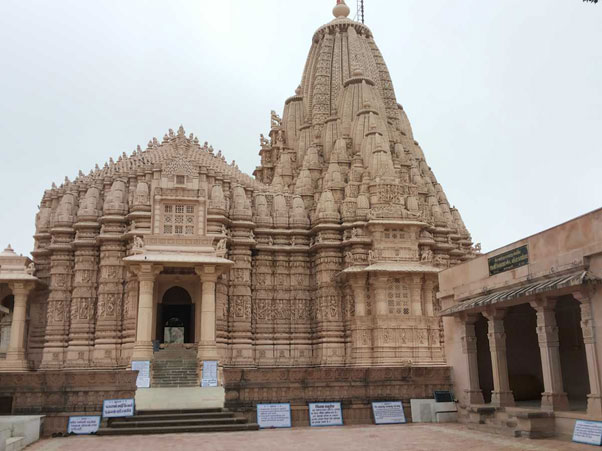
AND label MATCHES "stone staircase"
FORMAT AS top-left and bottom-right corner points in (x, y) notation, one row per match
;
(461, 405), (555, 439)
(97, 408), (259, 436)
(152, 347), (198, 388)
